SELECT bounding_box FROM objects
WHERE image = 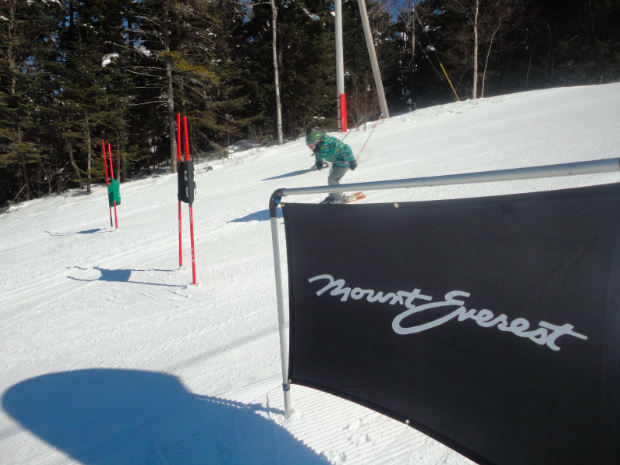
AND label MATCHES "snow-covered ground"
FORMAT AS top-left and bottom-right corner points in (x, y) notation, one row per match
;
(1, 83), (619, 465)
